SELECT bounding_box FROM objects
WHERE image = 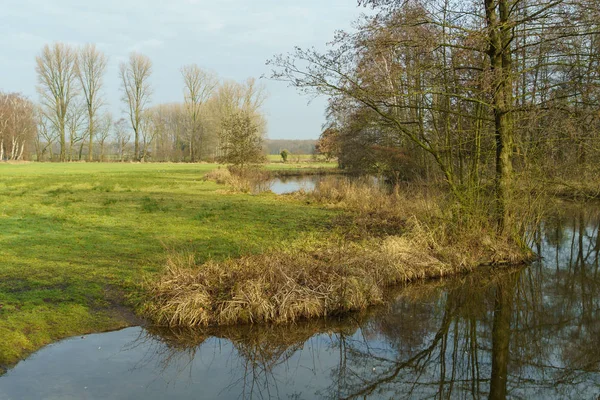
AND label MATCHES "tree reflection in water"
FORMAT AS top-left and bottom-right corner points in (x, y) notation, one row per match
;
(136, 207), (600, 399)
